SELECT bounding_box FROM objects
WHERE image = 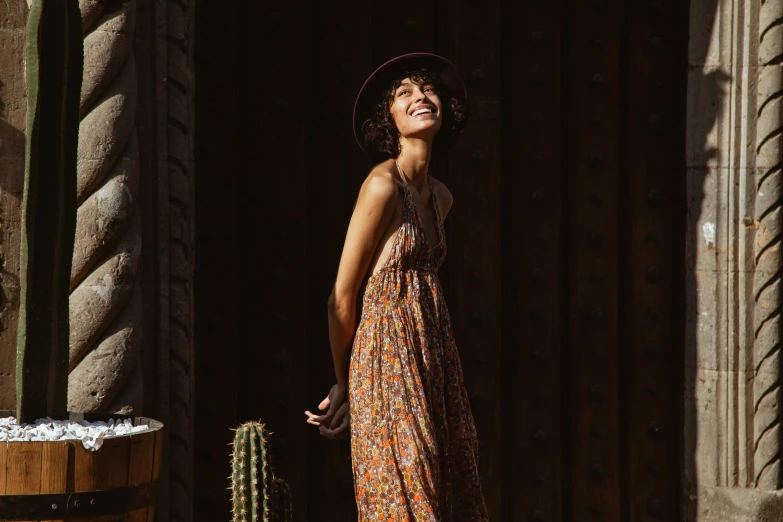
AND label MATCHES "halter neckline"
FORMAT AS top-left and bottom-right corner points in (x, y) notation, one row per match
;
(394, 160), (444, 252)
